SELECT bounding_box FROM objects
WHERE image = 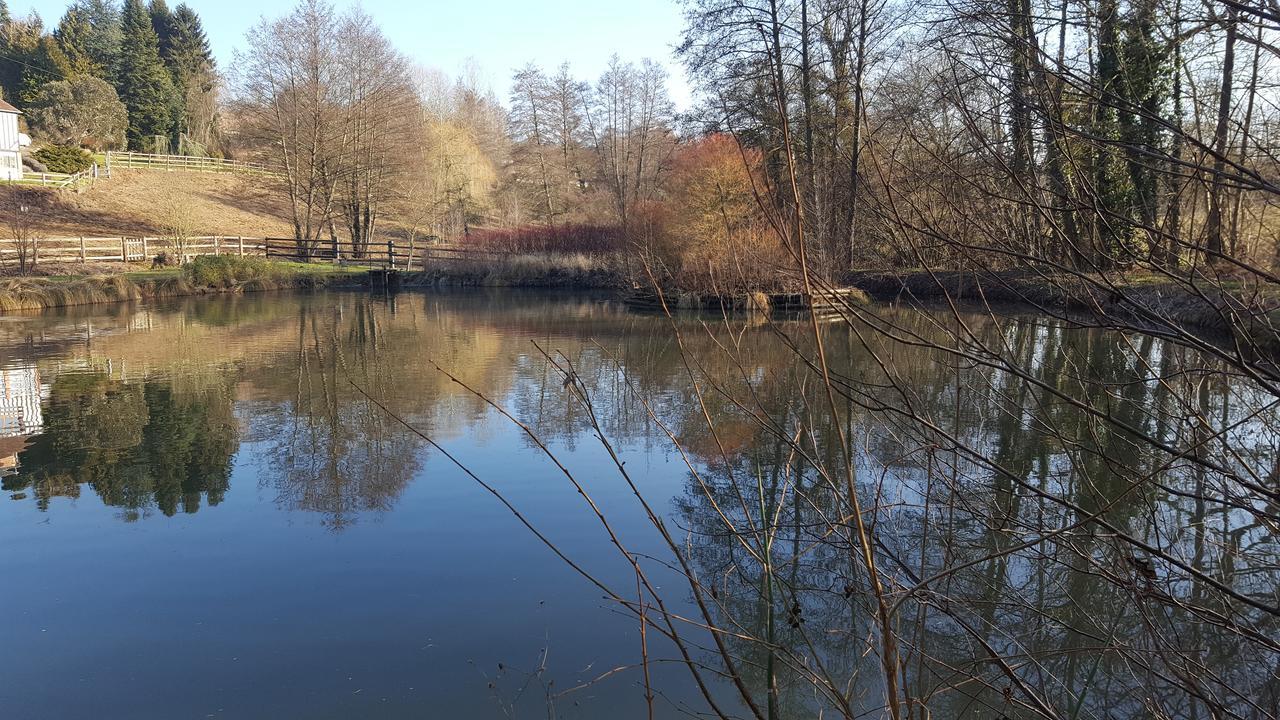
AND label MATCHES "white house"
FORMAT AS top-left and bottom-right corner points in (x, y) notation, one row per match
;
(0, 100), (30, 181)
